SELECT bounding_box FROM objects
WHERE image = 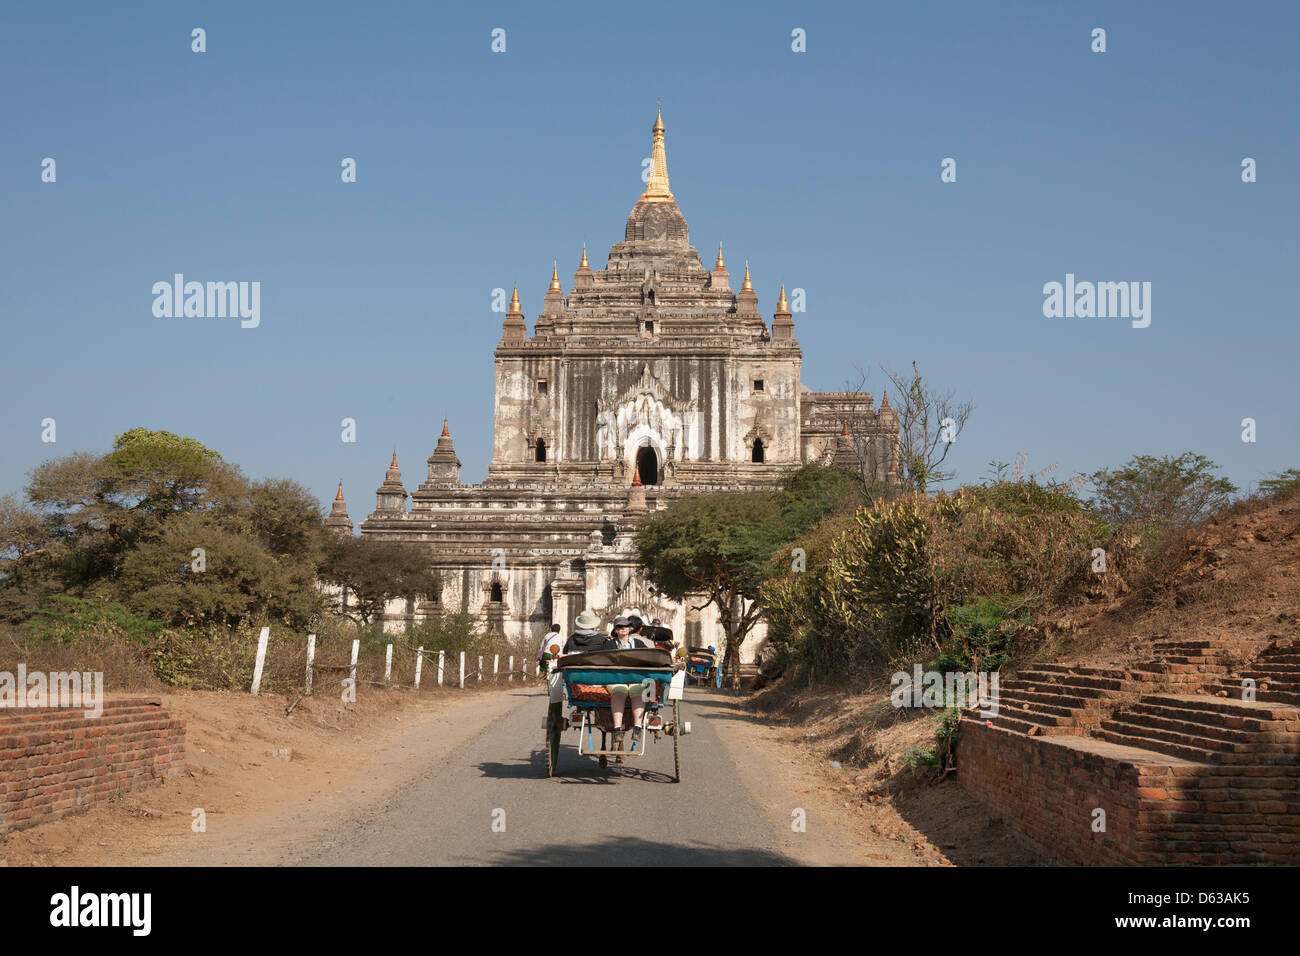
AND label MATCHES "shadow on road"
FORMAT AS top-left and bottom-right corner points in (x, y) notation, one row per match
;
(476, 748), (677, 785)
(468, 835), (796, 867)
(683, 691), (768, 725)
